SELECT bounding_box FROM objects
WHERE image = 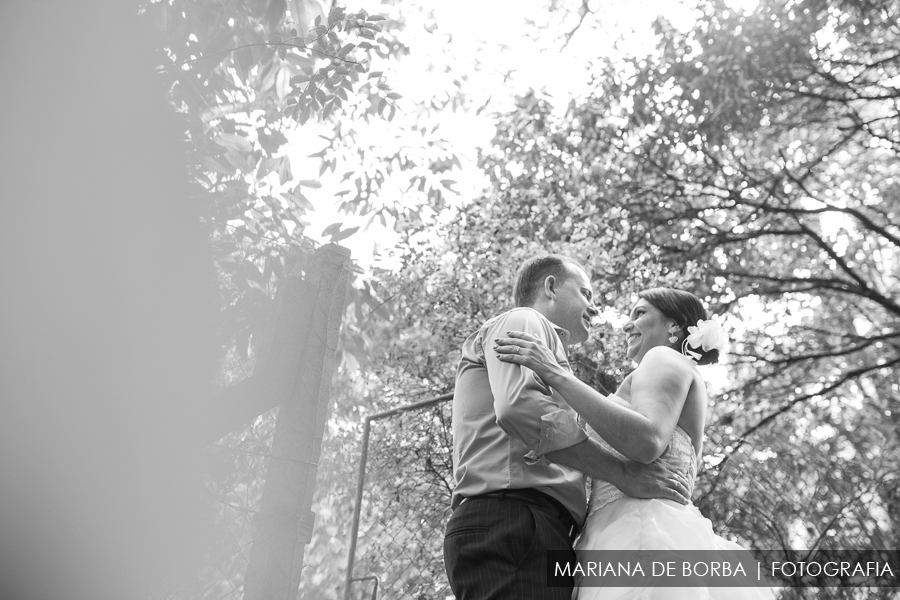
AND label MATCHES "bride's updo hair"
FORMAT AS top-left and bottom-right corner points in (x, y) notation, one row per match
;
(638, 287), (720, 365)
